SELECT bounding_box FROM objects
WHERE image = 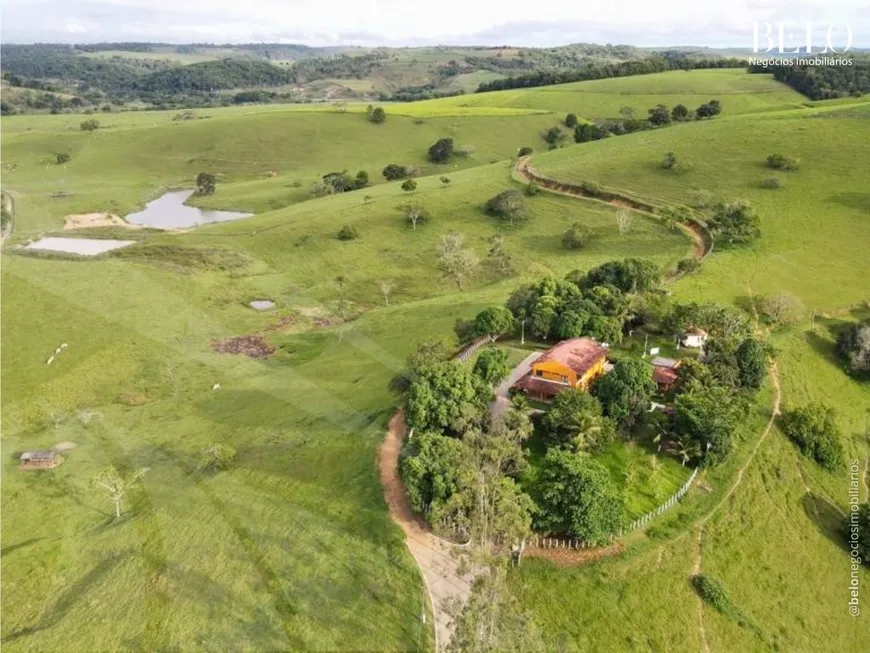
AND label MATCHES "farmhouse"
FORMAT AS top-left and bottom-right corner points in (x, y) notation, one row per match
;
(681, 328), (708, 348)
(513, 337), (608, 400)
(651, 356), (681, 392)
(19, 450), (61, 470)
